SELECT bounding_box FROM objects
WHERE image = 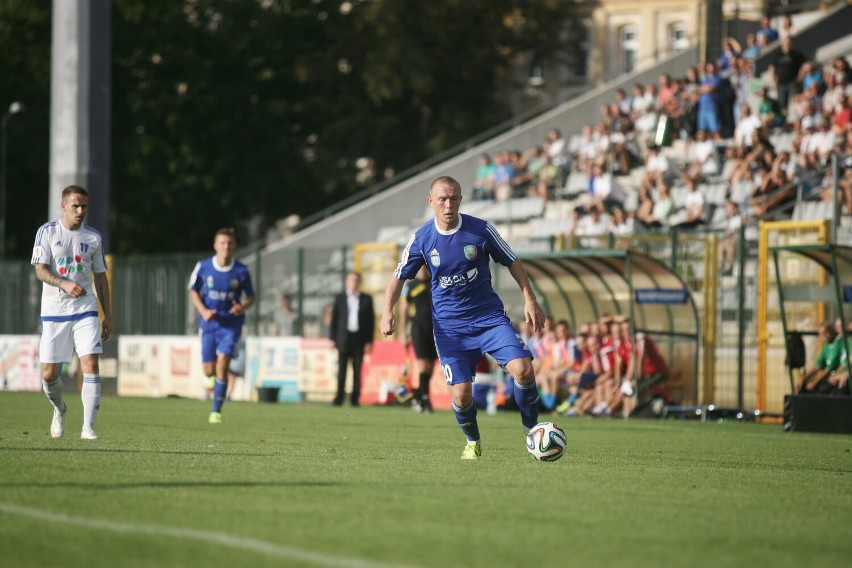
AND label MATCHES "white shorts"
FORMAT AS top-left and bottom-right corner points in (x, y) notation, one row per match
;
(40, 316), (103, 363)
